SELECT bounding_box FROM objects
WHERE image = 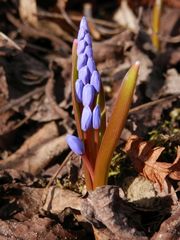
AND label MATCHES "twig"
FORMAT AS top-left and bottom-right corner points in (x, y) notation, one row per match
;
(11, 94), (44, 130)
(42, 151), (75, 204)
(0, 86), (44, 114)
(37, 10), (119, 29)
(56, 0), (78, 31)
(129, 94), (179, 114)
(45, 69), (68, 119)
(6, 13), (70, 53)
